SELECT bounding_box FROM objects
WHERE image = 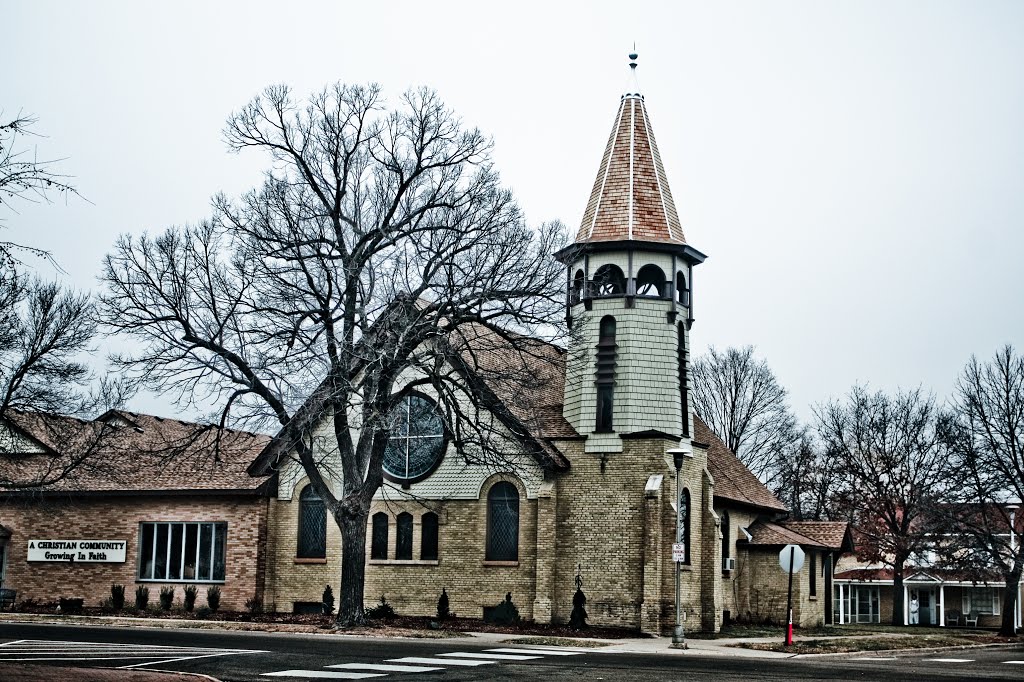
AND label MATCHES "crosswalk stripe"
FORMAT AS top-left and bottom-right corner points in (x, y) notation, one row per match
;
(485, 648), (585, 656)
(852, 657), (897, 661)
(437, 652), (540, 661)
(503, 644), (595, 651)
(1005, 661), (1024, 664)
(388, 656), (495, 667)
(327, 663), (443, 672)
(261, 672), (385, 679)
(924, 658), (974, 663)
